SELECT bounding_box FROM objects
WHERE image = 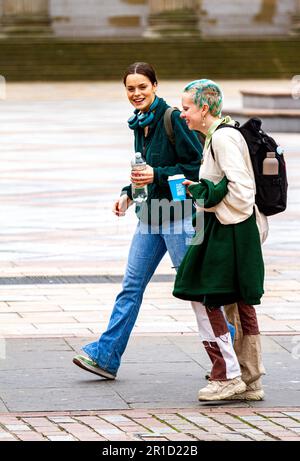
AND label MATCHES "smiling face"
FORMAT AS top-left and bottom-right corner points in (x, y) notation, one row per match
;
(125, 73), (157, 113)
(180, 92), (209, 131)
